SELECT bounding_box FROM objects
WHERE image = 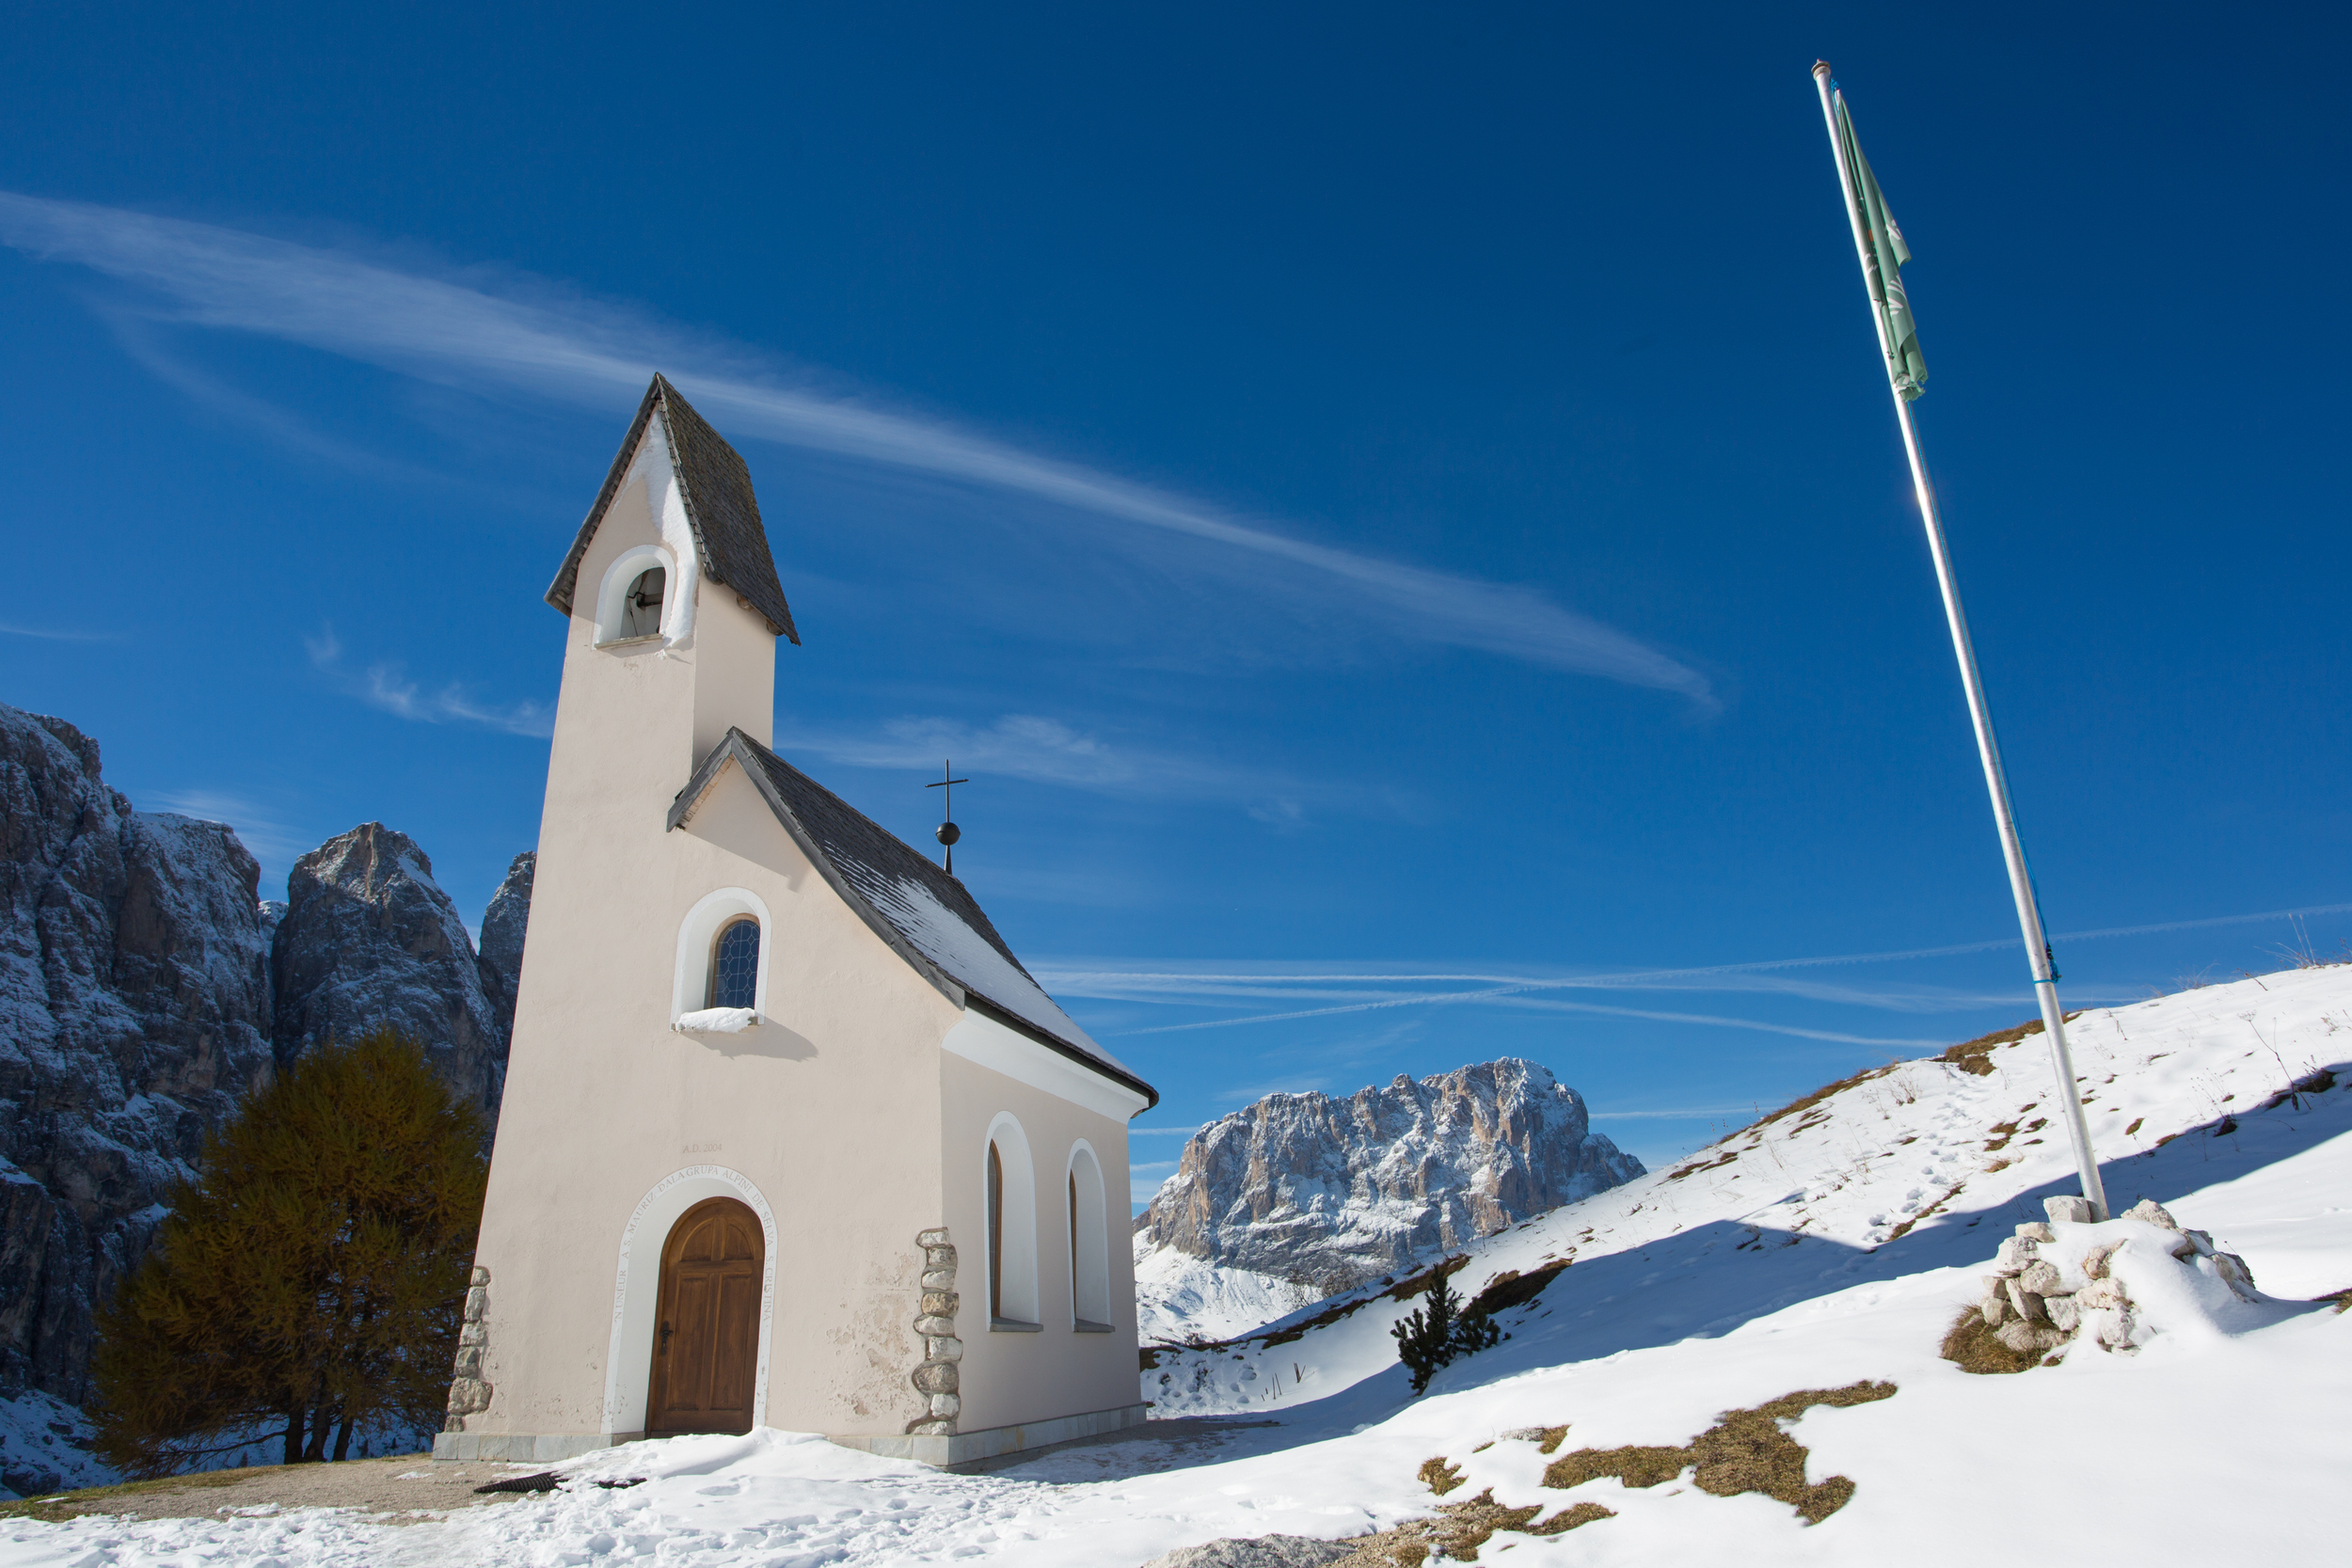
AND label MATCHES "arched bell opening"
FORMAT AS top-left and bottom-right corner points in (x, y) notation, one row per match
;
(593, 544), (676, 646)
(620, 565), (666, 638)
(646, 1196), (764, 1435)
